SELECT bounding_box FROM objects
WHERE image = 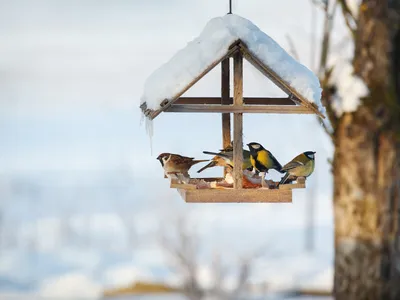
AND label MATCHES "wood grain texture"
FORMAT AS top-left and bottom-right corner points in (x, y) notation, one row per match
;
(278, 182), (306, 190)
(166, 104), (314, 114)
(175, 97), (297, 105)
(178, 188), (293, 203)
(233, 51), (243, 189)
(221, 58), (231, 177)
